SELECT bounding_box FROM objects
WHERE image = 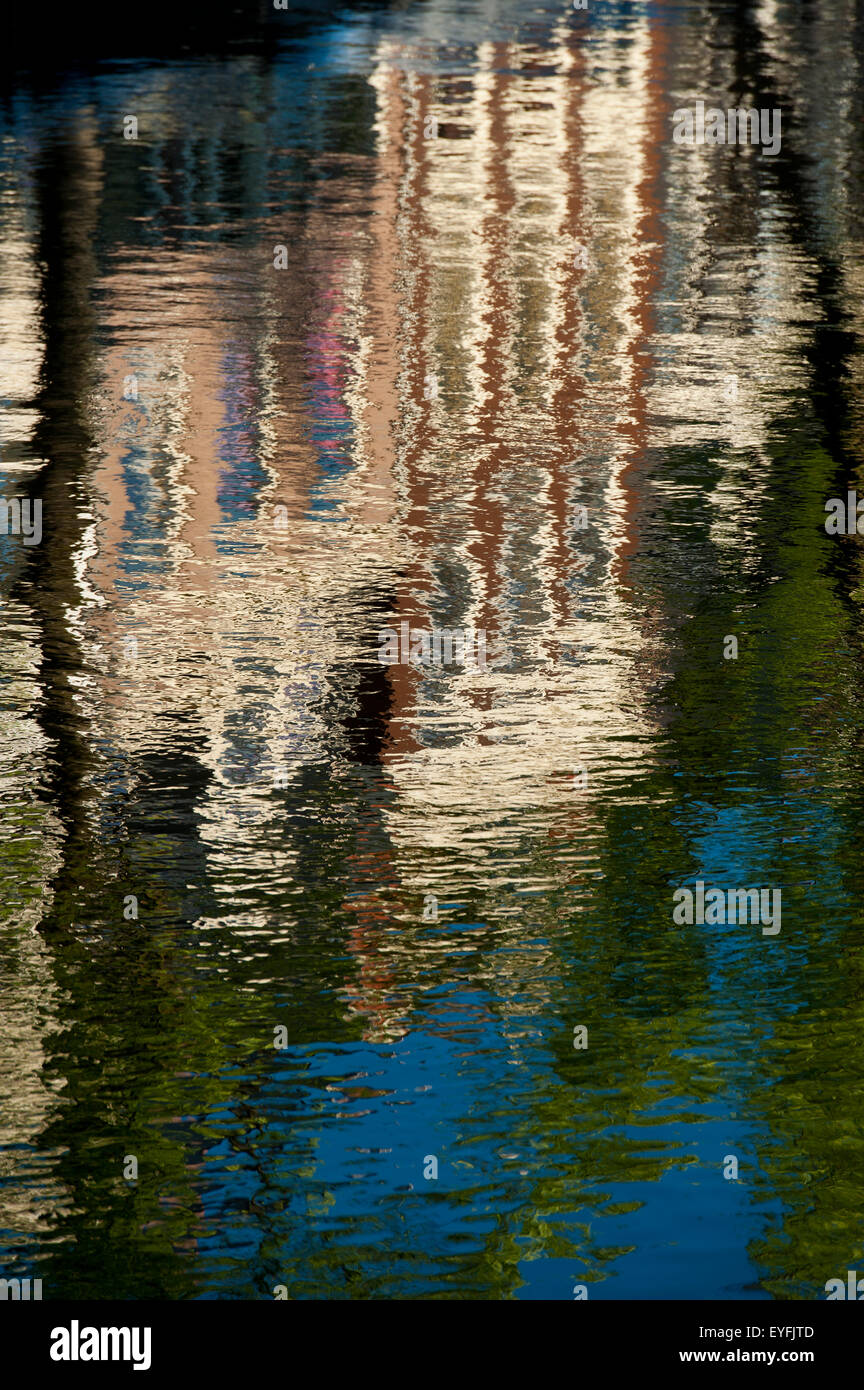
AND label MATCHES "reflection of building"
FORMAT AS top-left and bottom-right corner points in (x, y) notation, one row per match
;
(356, 23), (670, 876)
(1, 0), (862, 1062)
